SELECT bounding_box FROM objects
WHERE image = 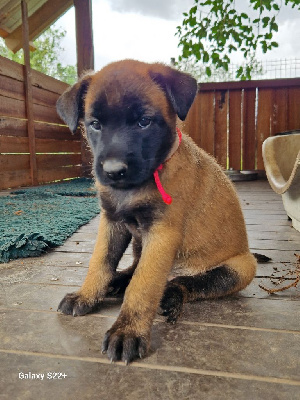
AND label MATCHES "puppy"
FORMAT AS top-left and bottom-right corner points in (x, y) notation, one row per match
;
(56, 60), (256, 364)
